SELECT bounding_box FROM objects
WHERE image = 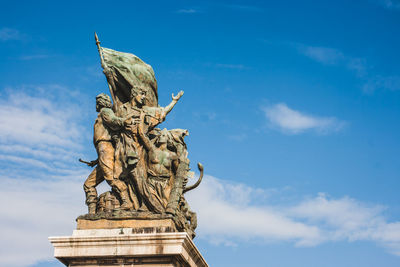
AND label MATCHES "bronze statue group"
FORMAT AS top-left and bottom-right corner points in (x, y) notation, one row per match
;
(82, 88), (201, 238)
(79, 38), (203, 238)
